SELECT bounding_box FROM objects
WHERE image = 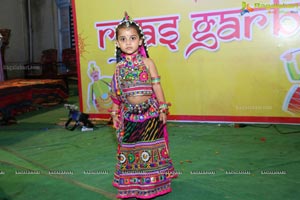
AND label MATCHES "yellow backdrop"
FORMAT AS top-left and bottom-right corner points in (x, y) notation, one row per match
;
(72, 0), (300, 123)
